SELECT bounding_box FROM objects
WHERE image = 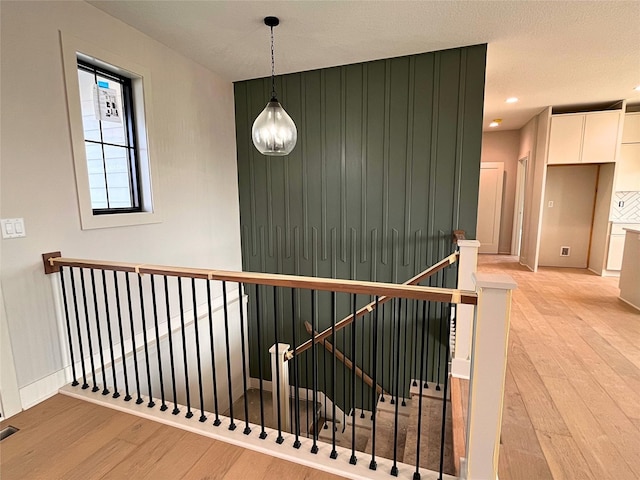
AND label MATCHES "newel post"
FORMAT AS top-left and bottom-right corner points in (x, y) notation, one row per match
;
(464, 272), (516, 480)
(451, 239), (480, 379)
(269, 343), (291, 433)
